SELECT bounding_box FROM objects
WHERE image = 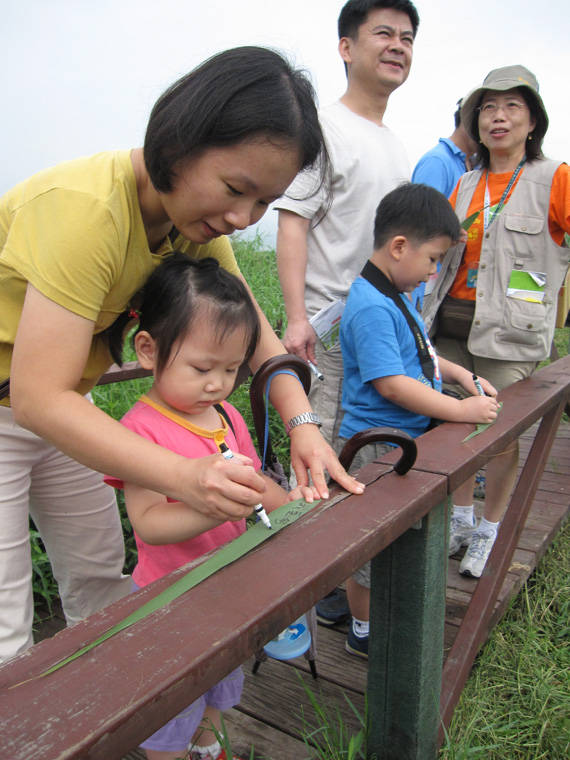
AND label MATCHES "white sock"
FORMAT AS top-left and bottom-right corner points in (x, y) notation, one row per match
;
(352, 618), (369, 637)
(191, 740), (221, 759)
(453, 505), (475, 524)
(478, 517), (499, 535)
